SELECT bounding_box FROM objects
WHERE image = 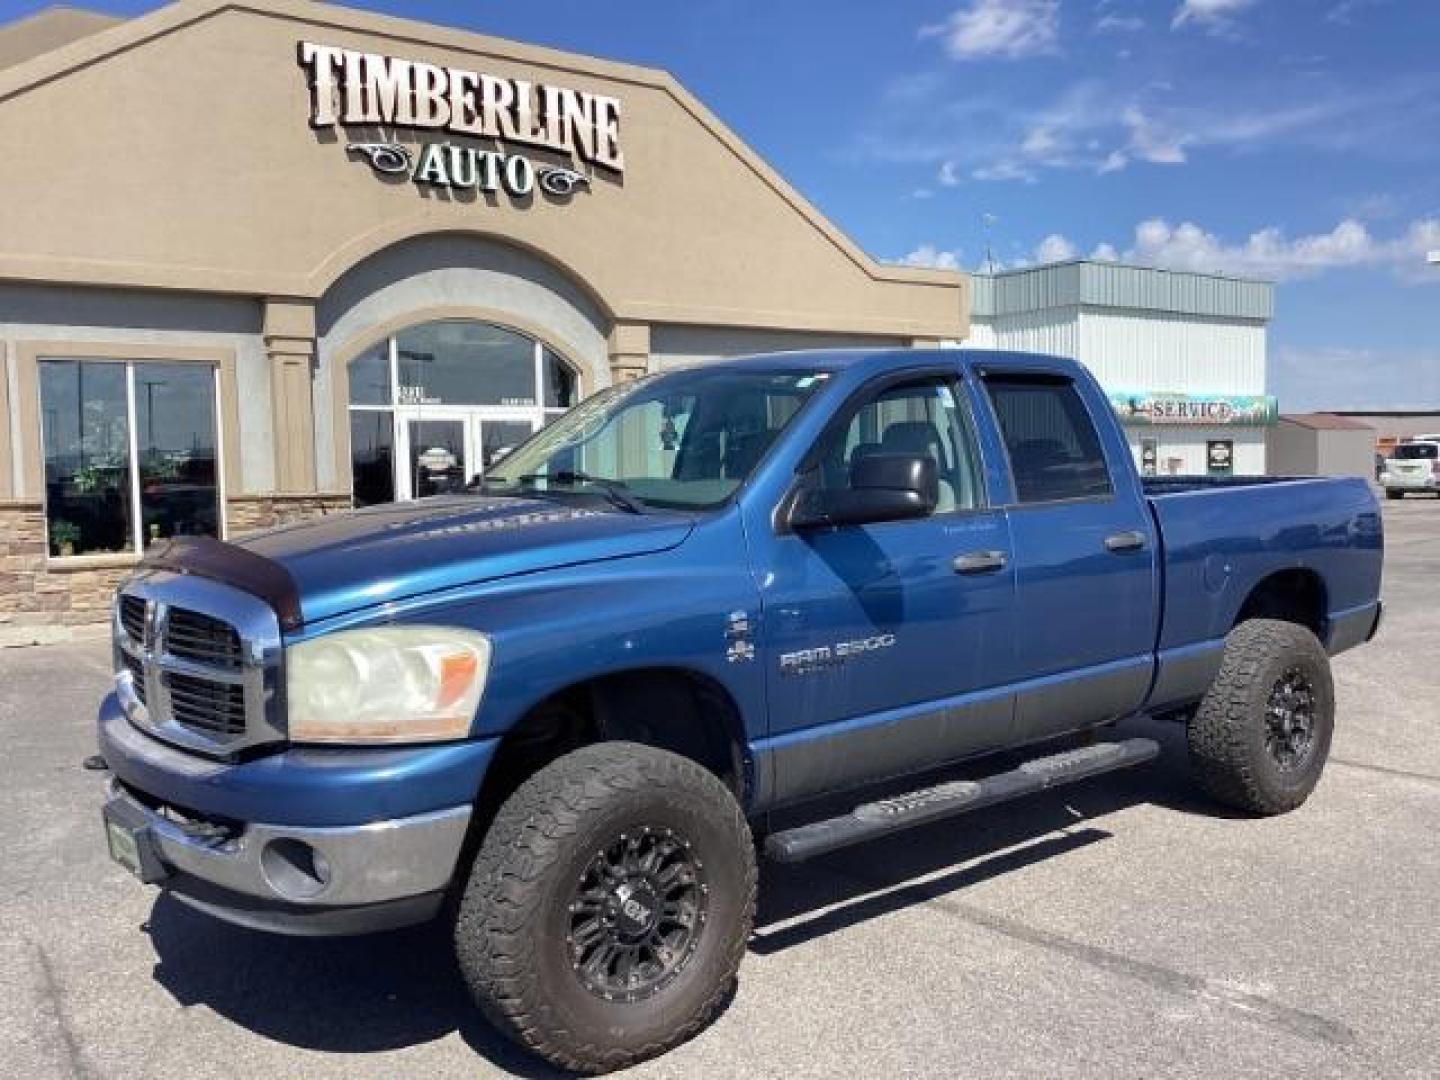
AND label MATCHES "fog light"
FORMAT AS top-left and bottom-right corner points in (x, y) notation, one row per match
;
(260, 838), (332, 900)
